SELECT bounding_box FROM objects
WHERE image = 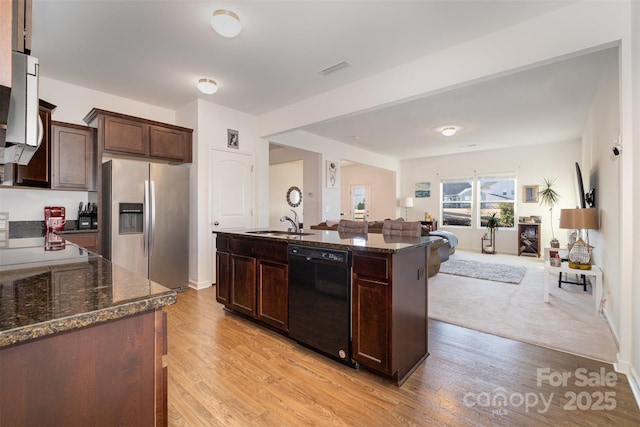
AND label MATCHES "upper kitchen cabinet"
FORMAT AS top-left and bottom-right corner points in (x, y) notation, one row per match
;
(13, 99), (55, 187)
(50, 122), (97, 191)
(12, 0), (32, 54)
(84, 109), (193, 164)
